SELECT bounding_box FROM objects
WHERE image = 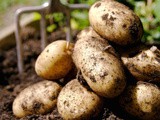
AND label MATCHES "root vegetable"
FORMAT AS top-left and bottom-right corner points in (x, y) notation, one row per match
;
(13, 80), (62, 118)
(89, 0), (143, 45)
(122, 46), (160, 82)
(119, 81), (160, 120)
(57, 79), (103, 120)
(35, 40), (74, 80)
(72, 28), (126, 98)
